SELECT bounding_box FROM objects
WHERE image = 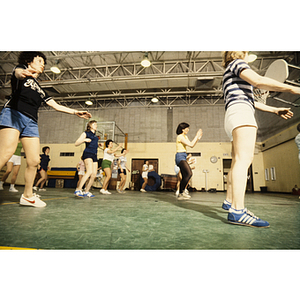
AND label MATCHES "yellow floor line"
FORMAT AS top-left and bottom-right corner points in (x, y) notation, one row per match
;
(0, 246), (40, 250)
